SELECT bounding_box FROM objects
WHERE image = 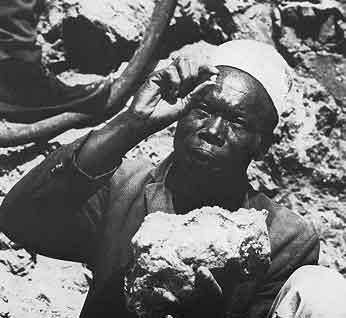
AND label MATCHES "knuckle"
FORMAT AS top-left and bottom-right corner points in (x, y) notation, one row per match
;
(189, 59), (199, 71)
(176, 57), (189, 72)
(147, 71), (158, 79)
(198, 63), (211, 75)
(173, 56), (182, 64)
(164, 66), (175, 76)
(180, 56), (189, 65)
(167, 63), (177, 70)
(175, 56), (187, 65)
(167, 65), (179, 78)
(148, 70), (163, 82)
(171, 76), (180, 86)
